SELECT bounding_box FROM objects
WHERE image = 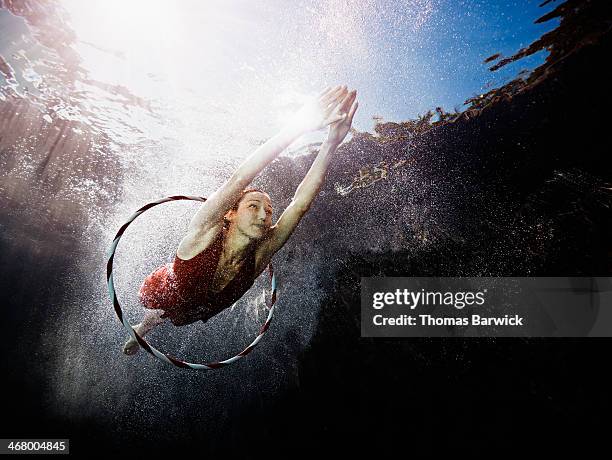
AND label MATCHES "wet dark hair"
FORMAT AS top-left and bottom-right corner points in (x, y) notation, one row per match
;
(230, 188), (270, 212)
(223, 188), (270, 228)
